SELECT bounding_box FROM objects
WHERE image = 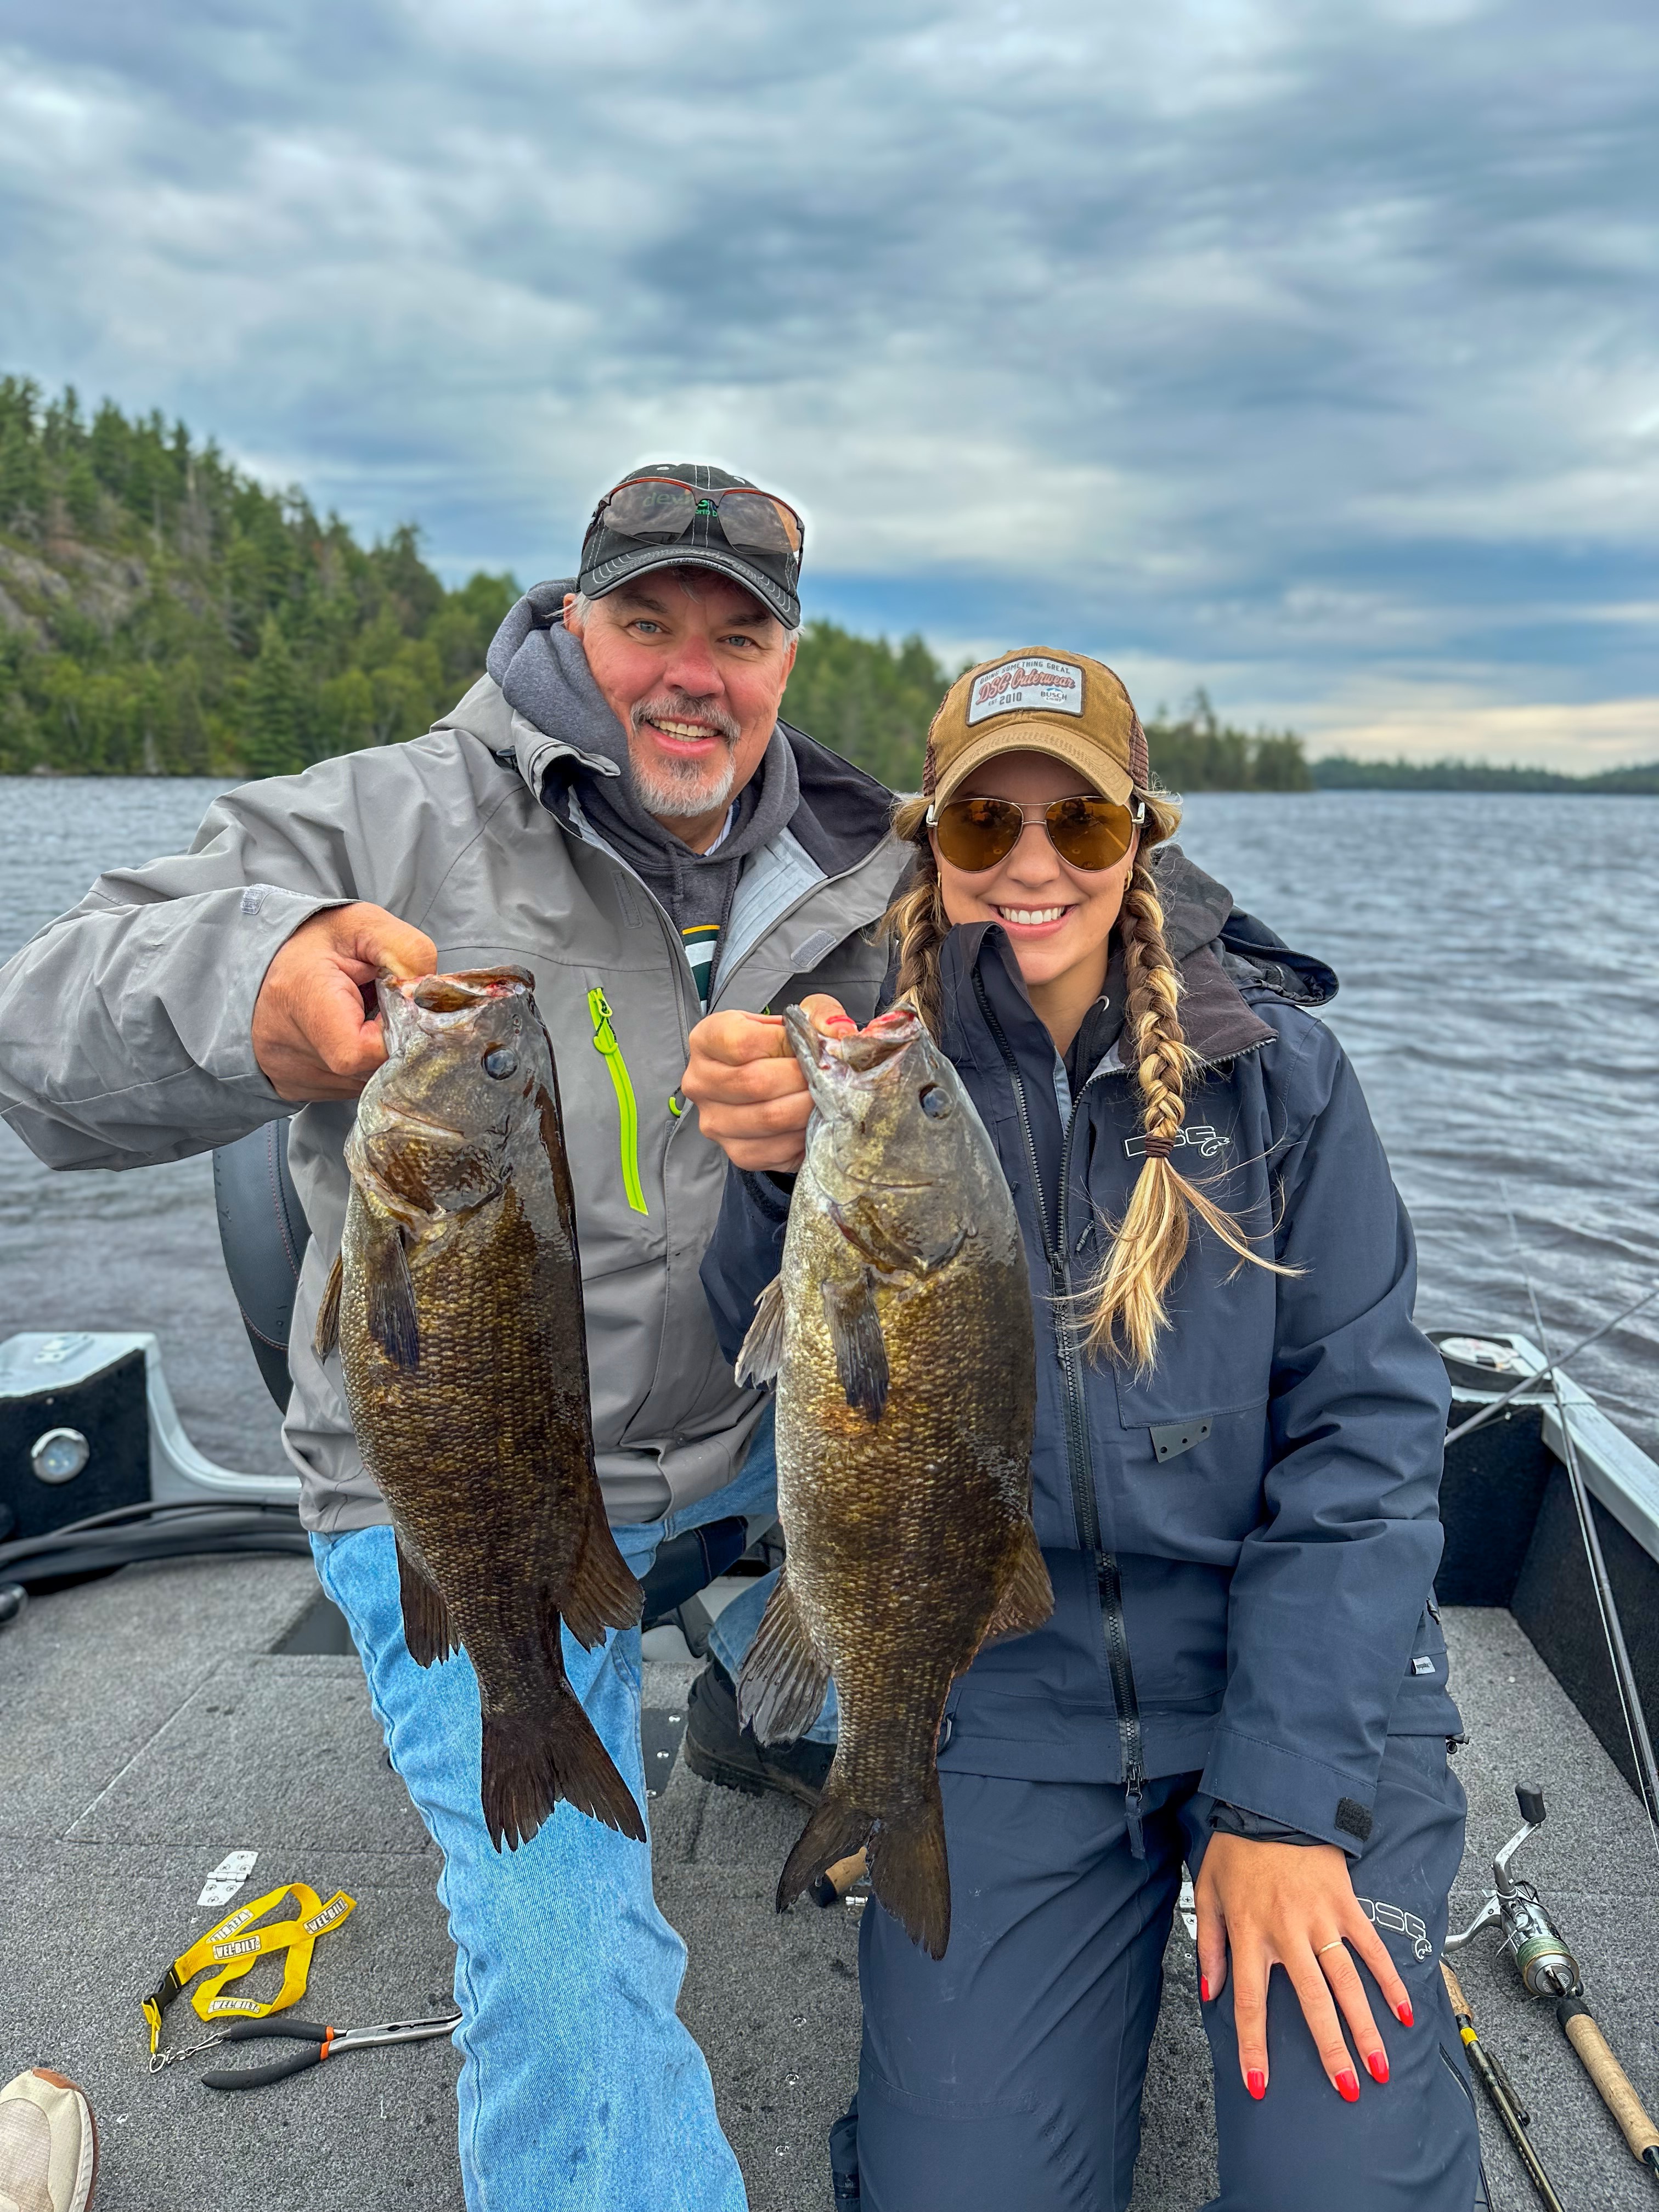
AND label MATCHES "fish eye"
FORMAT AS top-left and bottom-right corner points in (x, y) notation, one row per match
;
(483, 1047), (519, 1080)
(918, 1084), (950, 1119)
